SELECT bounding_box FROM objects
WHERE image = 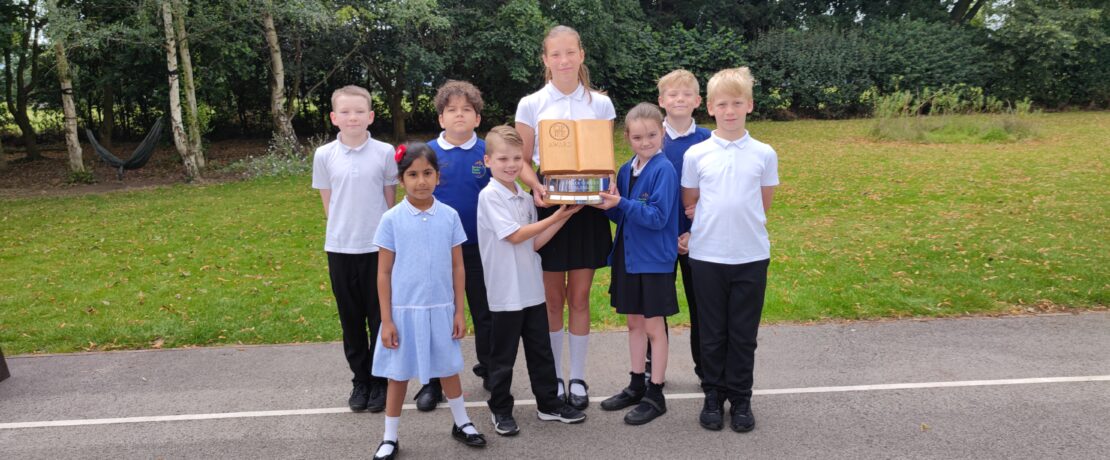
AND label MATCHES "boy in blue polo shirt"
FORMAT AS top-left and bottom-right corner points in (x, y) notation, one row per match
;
(412, 81), (494, 411)
(682, 67), (778, 433)
(657, 69), (712, 383)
